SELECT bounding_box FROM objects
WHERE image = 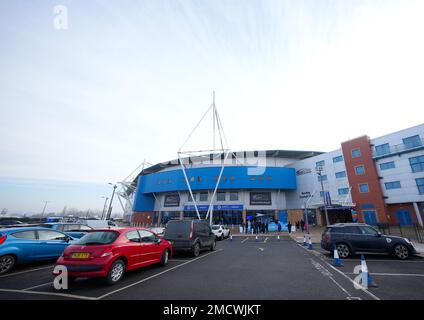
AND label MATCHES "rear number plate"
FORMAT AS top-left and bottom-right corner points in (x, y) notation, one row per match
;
(71, 252), (90, 259)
